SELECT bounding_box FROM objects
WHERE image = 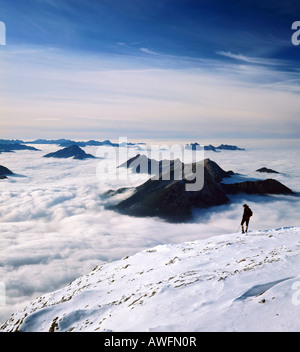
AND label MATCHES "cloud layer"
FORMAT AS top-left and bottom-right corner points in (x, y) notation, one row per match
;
(0, 139), (299, 322)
